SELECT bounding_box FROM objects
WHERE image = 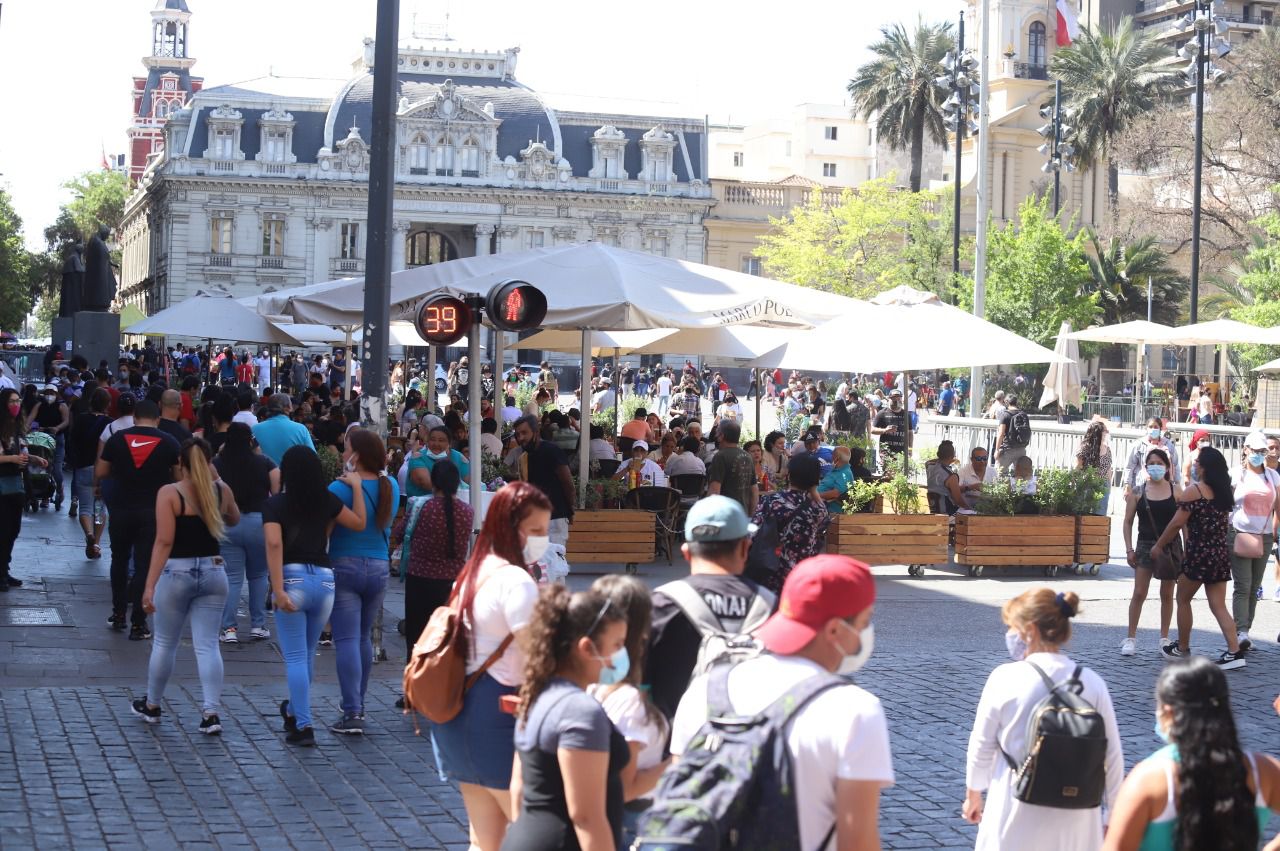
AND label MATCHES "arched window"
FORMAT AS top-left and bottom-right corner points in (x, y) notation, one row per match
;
(407, 133), (430, 174)
(432, 135), (455, 176)
(406, 230), (459, 267)
(1029, 21), (1047, 67)
(155, 100), (169, 120)
(459, 137), (480, 177)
